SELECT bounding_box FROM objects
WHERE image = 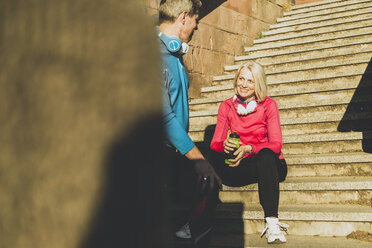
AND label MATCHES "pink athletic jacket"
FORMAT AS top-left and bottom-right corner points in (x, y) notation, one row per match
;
(210, 97), (284, 159)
